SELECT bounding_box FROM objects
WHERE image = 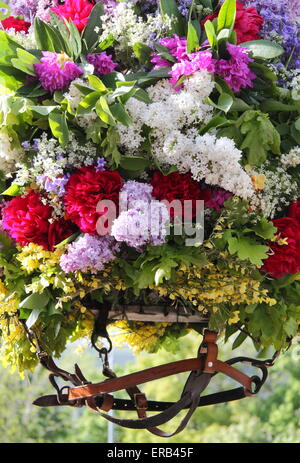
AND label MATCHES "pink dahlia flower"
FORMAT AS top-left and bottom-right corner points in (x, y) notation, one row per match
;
(34, 52), (83, 93)
(51, 0), (94, 32)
